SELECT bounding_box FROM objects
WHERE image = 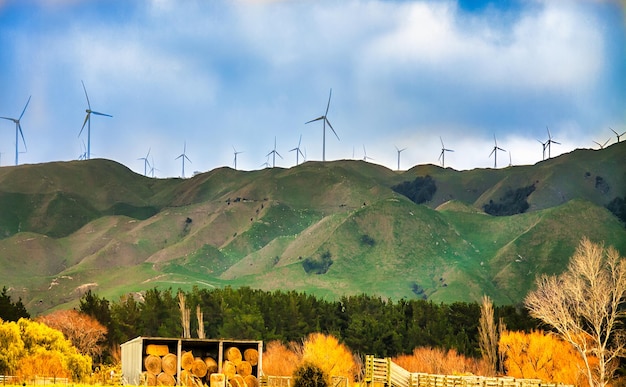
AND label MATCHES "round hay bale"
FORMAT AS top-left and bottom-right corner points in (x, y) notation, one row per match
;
(157, 372), (176, 386)
(222, 360), (237, 378)
(243, 349), (259, 366)
(146, 344), (170, 357)
(229, 374), (246, 387)
(204, 357), (219, 374)
(144, 355), (162, 375)
(179, 370), (194, 387)
(162, 353), (178, 376)
(236, 361), (252, 377)
(244, 375), (258, 387)
(210, 373), (226, 387)
(192, 357), (208, 378)
(225, 346), (242, 364)
(182, 351), (195, 371)
(142, 371), (157, 386)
